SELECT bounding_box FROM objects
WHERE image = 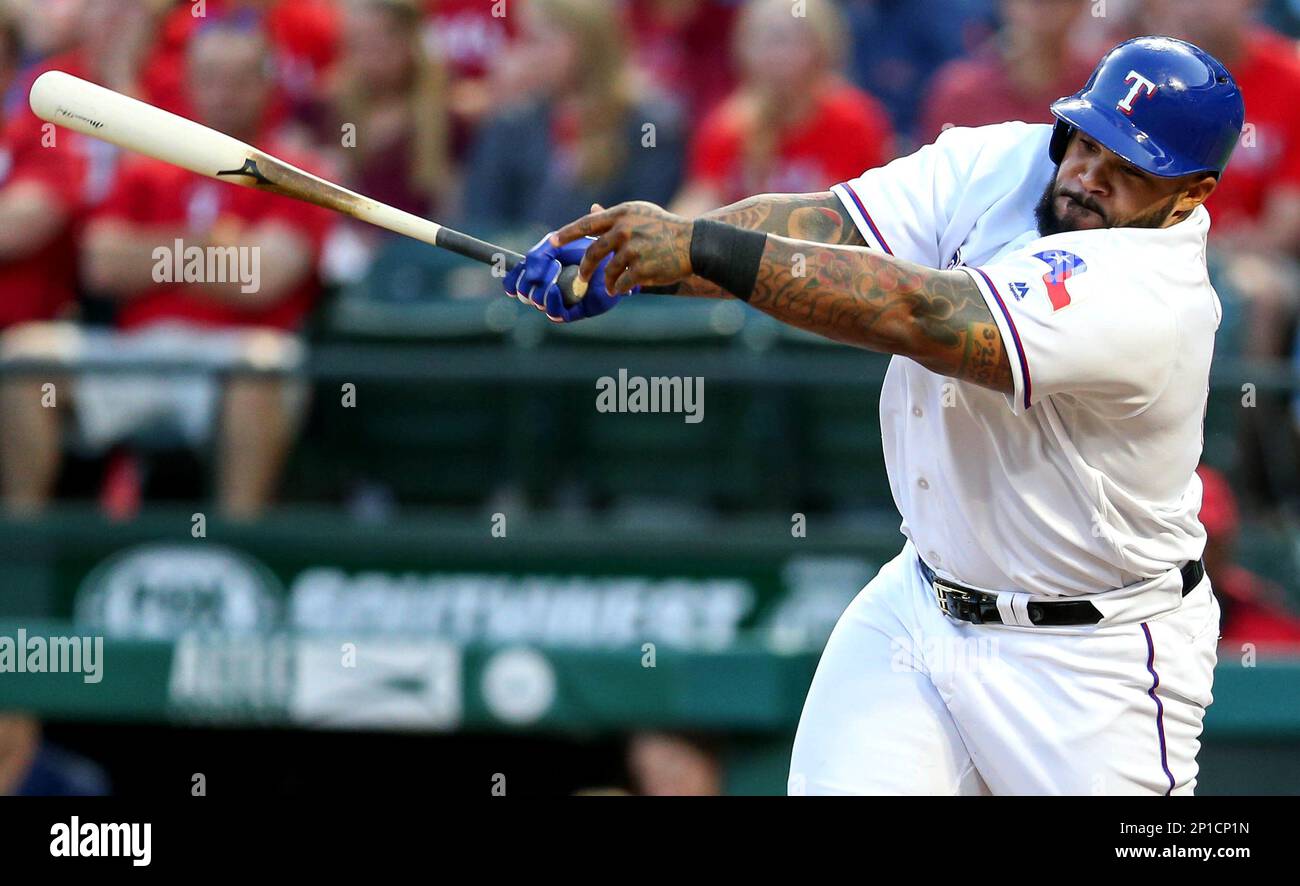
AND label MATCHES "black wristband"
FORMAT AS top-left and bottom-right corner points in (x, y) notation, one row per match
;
(689, 219), (768, 302)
